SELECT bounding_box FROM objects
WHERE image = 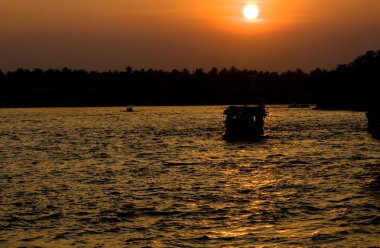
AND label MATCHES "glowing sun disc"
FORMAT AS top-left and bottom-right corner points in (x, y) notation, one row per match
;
(243, 4), (260, 20)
